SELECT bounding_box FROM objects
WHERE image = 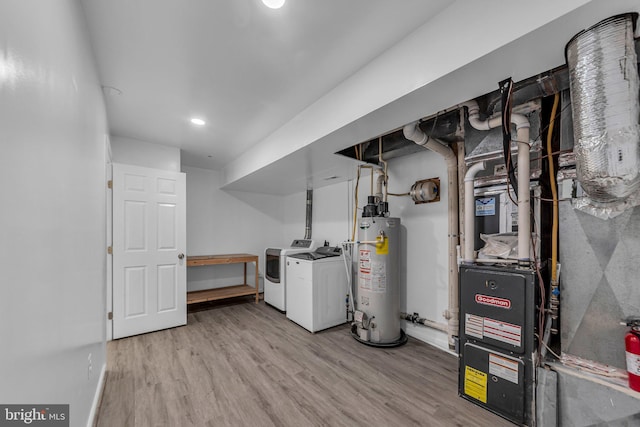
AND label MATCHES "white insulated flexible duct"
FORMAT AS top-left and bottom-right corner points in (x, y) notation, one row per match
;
(566, 13), (640, 219)
(403, 122), (459, 347)
(461, 100), (532, 262)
